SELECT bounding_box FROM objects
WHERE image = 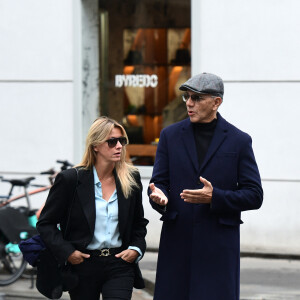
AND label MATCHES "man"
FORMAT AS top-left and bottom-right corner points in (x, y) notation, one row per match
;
(148, 72), (263, 300)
